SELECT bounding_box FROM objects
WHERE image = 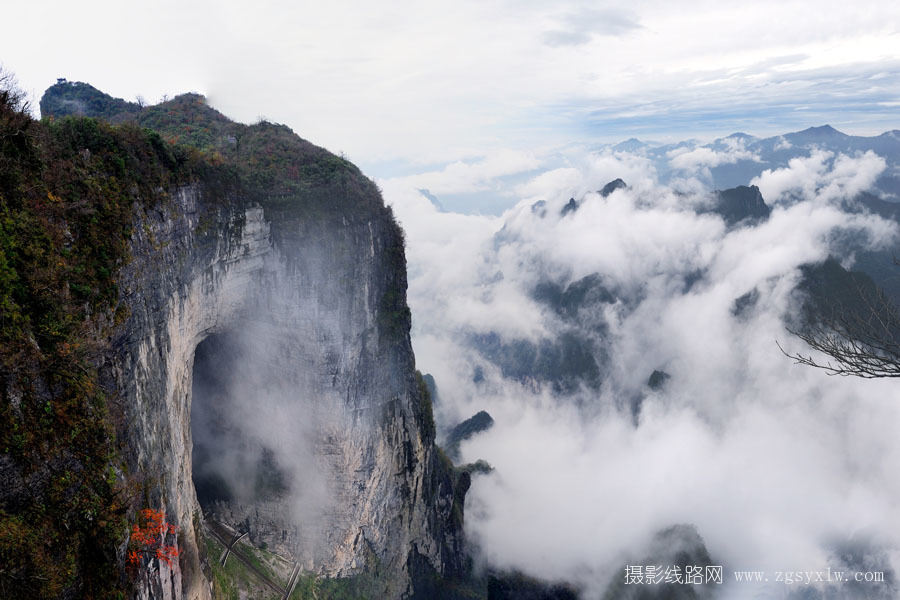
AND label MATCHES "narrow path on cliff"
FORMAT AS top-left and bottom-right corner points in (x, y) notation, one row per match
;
(202, 519), (295, 597)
